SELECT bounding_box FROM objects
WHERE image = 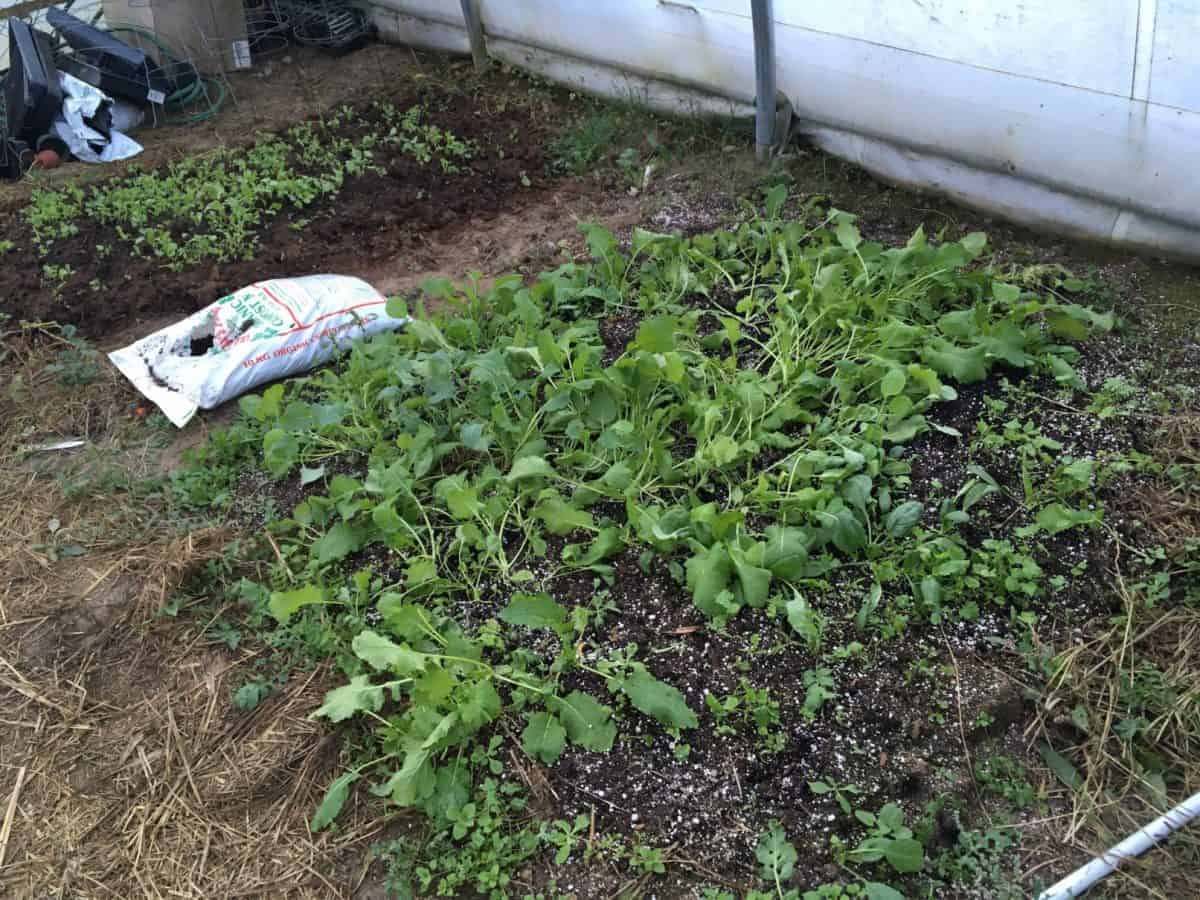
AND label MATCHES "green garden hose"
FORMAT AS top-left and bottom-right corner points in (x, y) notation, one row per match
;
(102, 25), (228, 125)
